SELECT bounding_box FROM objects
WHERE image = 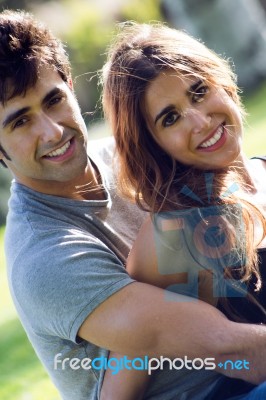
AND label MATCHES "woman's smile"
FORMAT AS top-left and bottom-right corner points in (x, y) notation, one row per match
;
(197, 124), (226, 151)
(144, 71), (243, 169)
